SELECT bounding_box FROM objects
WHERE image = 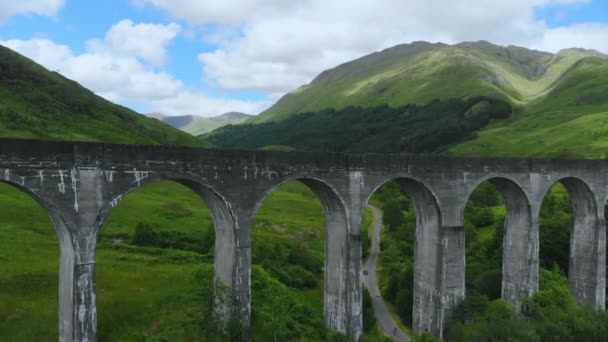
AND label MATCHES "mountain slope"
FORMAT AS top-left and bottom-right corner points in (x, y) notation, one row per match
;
(152, 112), (252, 135)
(0, 45), (209, 146)
(251, 41), (603, 124)
(447, 56), (608, 158)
